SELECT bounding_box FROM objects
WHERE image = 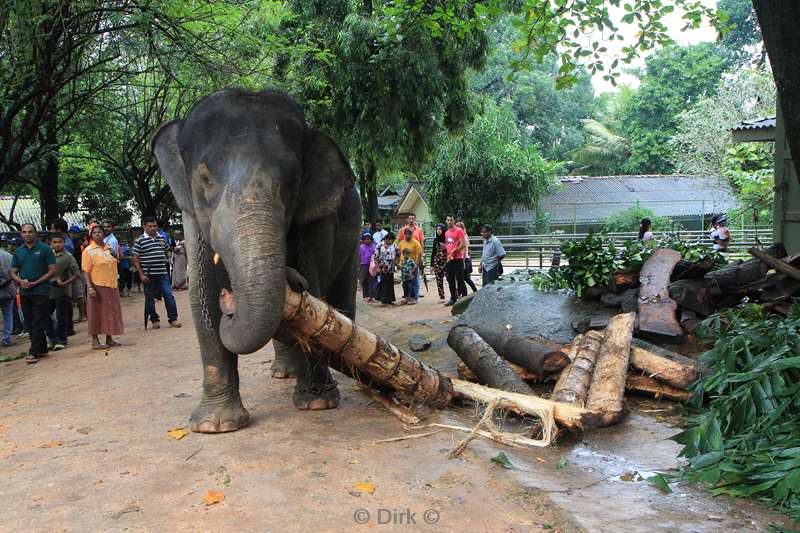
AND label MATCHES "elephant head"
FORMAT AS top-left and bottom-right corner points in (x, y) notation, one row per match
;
(150, 89), (355, 355)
